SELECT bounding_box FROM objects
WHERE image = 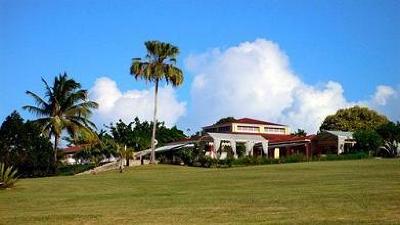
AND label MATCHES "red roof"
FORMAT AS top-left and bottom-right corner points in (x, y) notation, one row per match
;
(234, 118), (285, 126)
(204, 117), (286, 128)
(61, 145), (86, 154)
